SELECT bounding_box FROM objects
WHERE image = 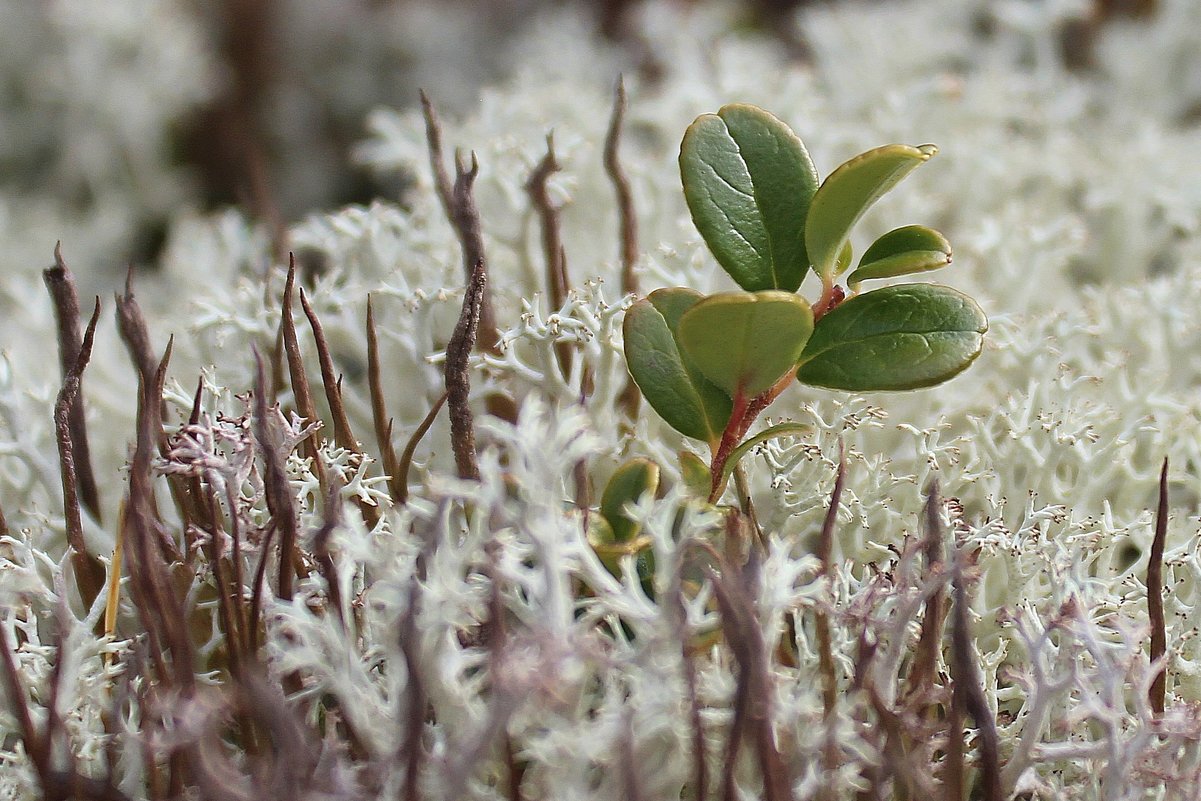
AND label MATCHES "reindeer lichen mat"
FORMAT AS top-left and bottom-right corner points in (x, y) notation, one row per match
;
(618, 104), (986, 519)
